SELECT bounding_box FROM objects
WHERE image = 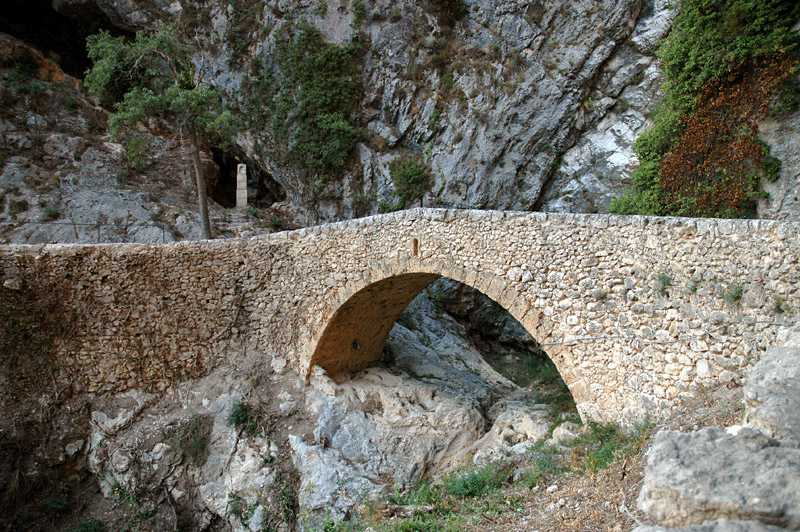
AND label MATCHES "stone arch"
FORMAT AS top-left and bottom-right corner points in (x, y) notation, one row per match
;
(304, 260), (591, 413)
